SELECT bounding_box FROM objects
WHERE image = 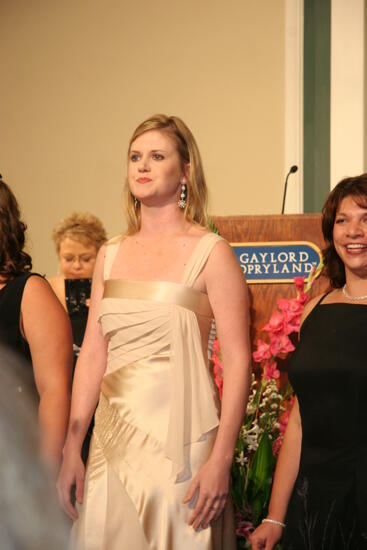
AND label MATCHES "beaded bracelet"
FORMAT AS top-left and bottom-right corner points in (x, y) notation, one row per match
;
(262, 518), (286, 528)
